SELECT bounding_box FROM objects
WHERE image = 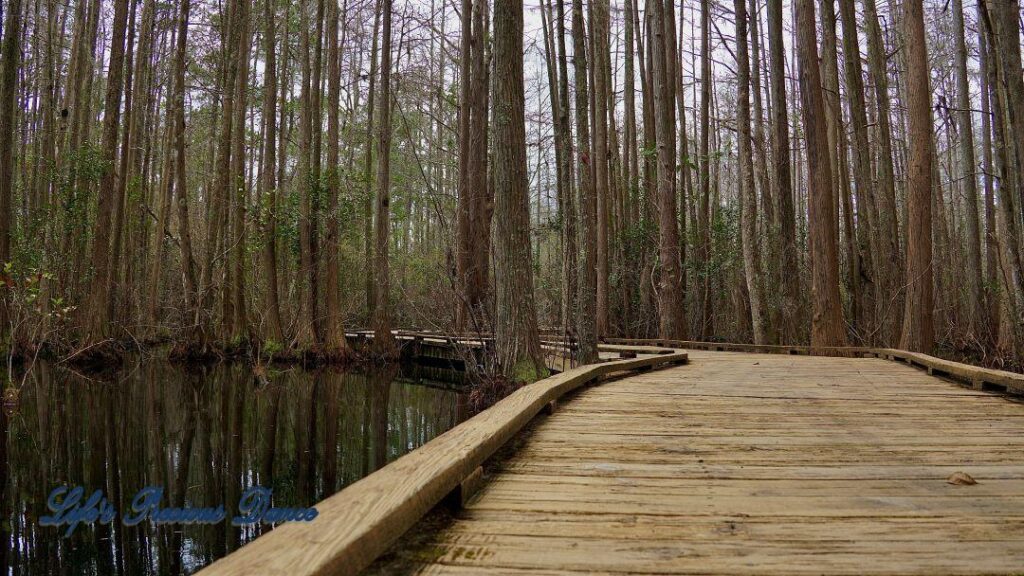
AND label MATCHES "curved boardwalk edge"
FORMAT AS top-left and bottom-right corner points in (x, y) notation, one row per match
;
(605, 338), (1024, 395)
(196, 350), (688, 576)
